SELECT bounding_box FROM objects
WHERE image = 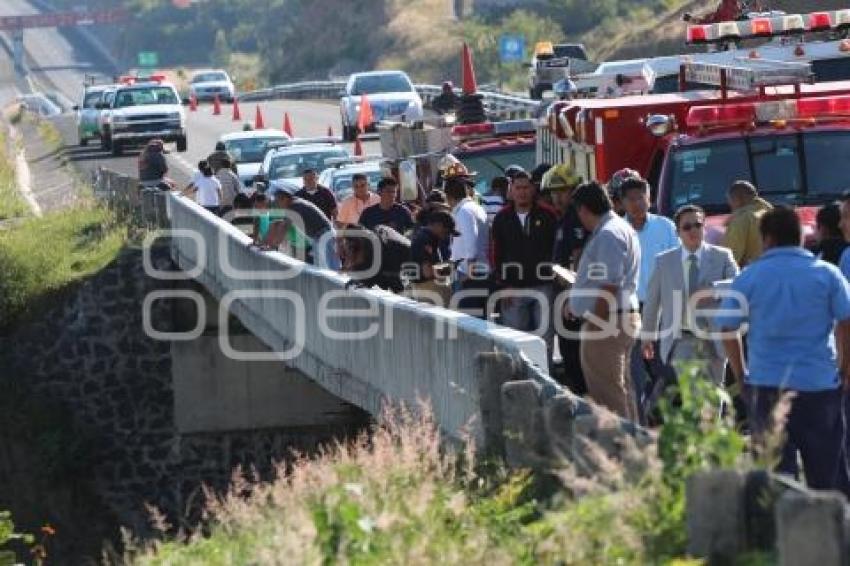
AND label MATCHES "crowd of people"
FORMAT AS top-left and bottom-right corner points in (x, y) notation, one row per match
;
(165, 138), (850, 497)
